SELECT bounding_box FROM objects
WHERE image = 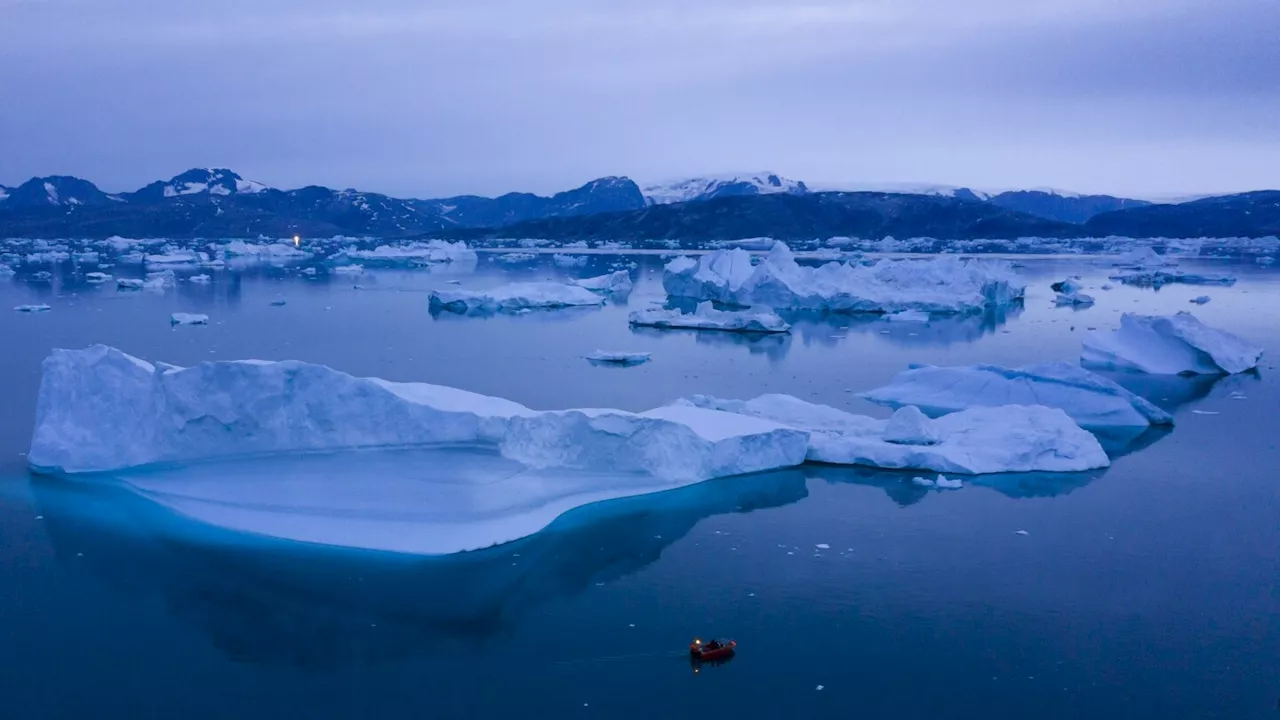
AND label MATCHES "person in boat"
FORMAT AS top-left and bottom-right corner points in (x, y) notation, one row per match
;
(704, 640), (721, 651)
